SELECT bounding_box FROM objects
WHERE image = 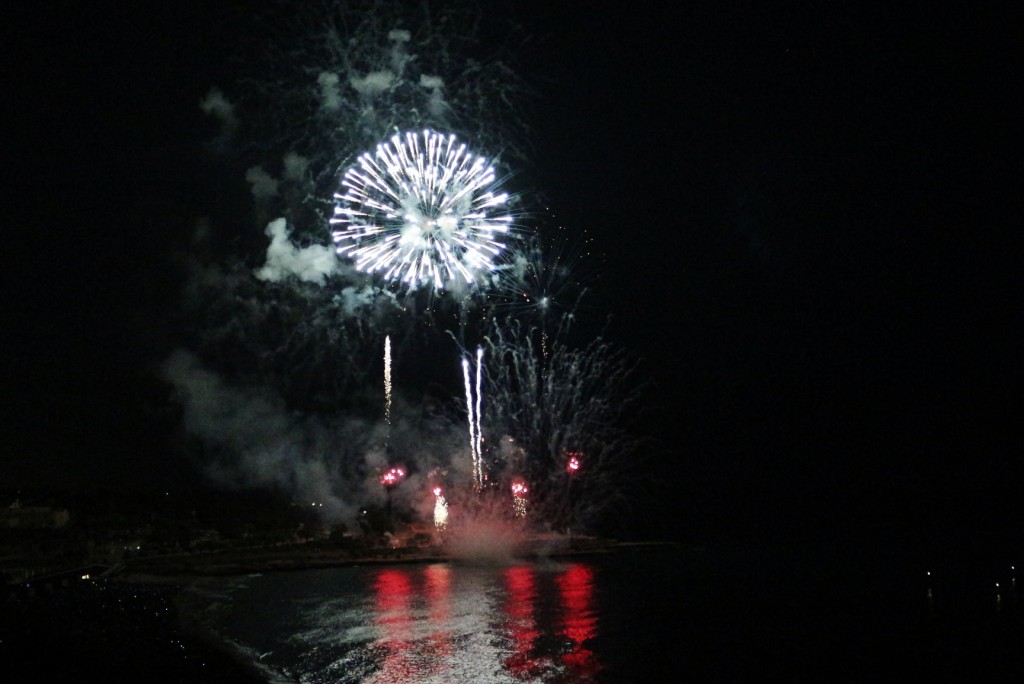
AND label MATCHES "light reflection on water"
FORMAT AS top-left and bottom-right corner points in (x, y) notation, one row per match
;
(180, 546), (1024, 680)
(188, 561), (601, 683)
